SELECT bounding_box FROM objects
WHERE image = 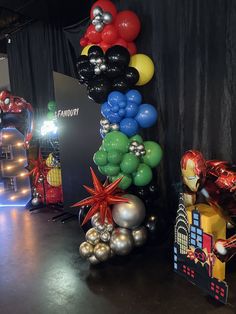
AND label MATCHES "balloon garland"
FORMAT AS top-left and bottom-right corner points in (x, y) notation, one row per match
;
(74, 0), (163, 264)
